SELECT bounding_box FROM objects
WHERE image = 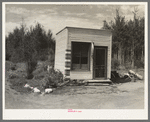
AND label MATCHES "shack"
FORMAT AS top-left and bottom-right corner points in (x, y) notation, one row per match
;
(54, 27), (112, 82)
